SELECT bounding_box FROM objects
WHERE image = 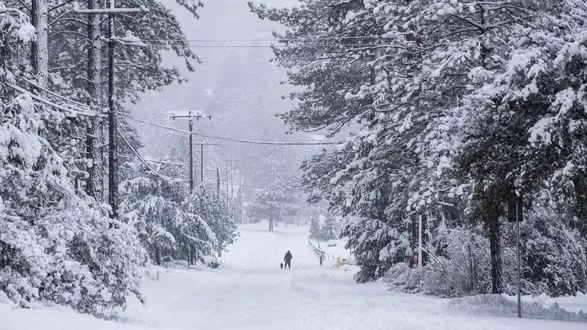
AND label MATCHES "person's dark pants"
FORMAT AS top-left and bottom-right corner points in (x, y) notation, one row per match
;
(285, 260), (291, 269)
